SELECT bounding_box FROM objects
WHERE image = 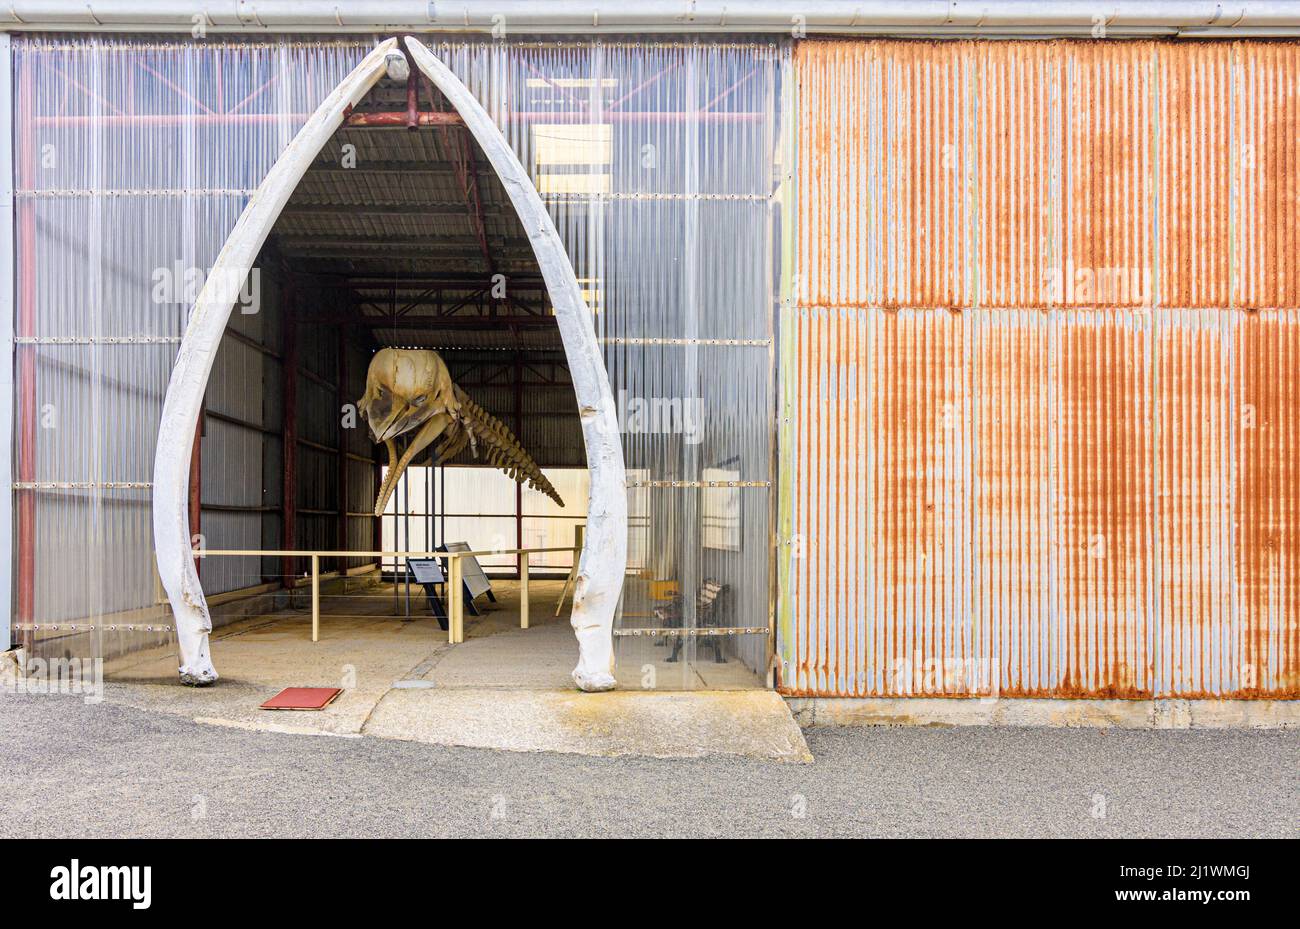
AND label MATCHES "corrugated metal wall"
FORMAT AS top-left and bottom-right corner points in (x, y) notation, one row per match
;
(779, 39), (1300, 698)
